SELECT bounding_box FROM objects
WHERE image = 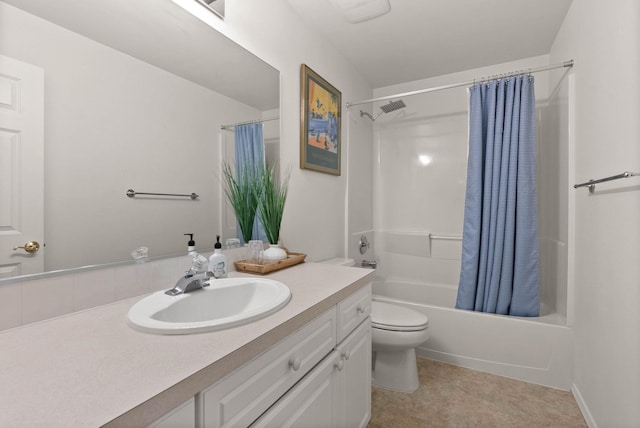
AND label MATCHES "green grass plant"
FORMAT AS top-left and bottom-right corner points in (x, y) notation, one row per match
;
(257, 165), (290, 245)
